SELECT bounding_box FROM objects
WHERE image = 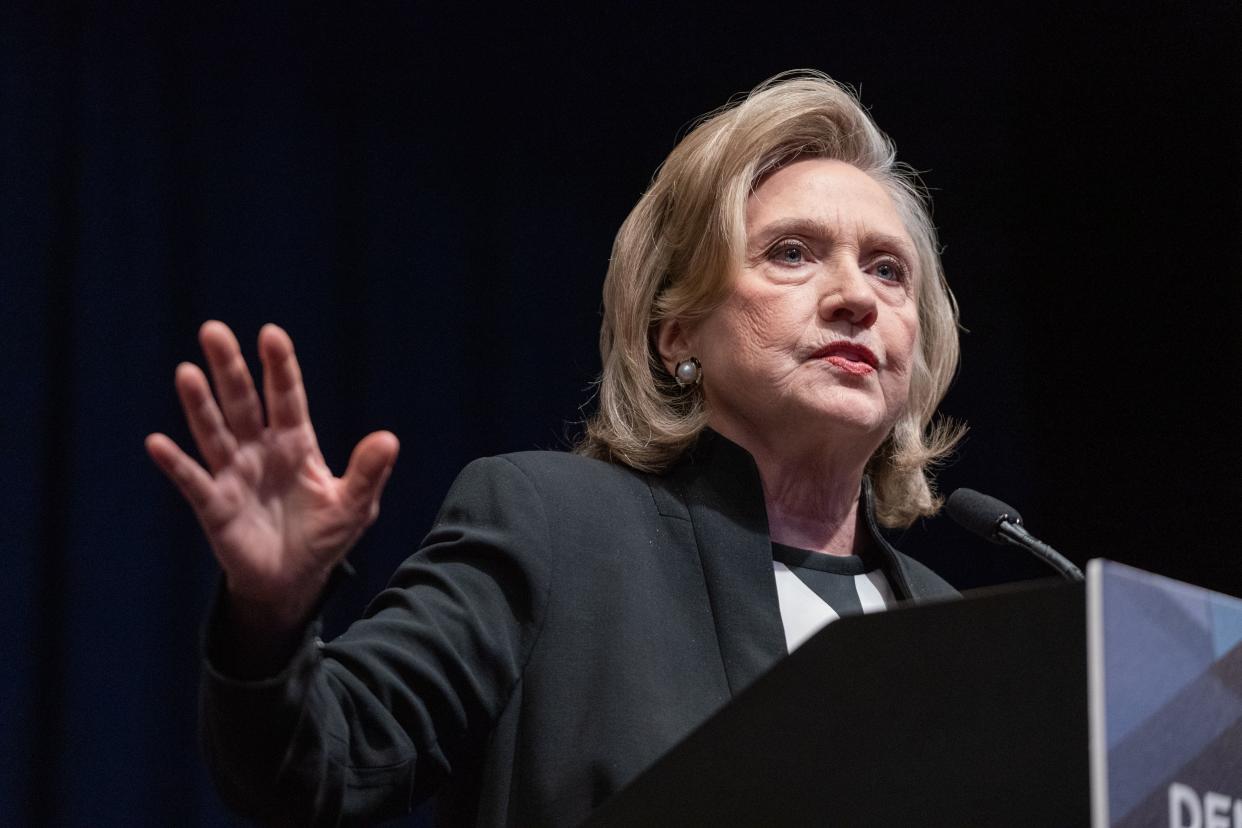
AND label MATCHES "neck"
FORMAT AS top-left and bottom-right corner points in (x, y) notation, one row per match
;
(710, 420), (874, 557)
